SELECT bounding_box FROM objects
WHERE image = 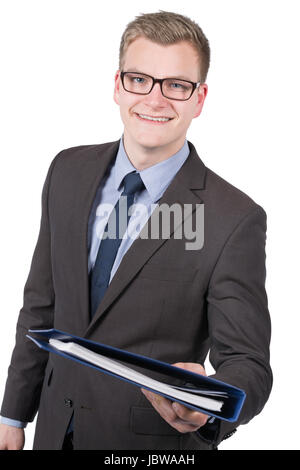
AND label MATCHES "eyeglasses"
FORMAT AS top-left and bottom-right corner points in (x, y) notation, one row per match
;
(120, 71), (202, 101)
